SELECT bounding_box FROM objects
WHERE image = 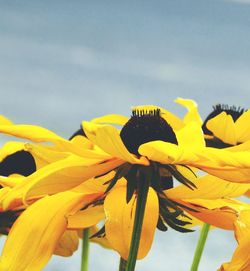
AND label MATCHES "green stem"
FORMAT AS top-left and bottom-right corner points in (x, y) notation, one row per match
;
(190, 223), (210, 271)
(81, 228), (90, 271)
(125, 177), (149, 271)
(119, 258), (127, 271)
